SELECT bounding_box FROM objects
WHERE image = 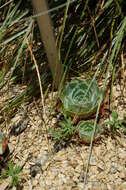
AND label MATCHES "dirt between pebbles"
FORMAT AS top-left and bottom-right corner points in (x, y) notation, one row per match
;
(2, 83), (126, 190)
